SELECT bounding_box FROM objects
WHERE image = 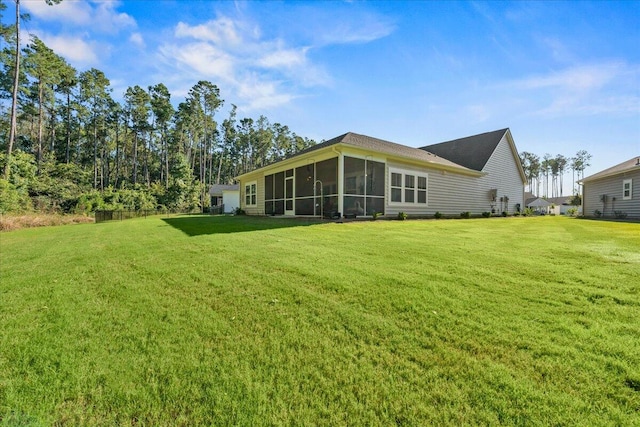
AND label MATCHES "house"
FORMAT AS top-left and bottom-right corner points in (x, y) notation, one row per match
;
(209, 184), (240, 214)
(546, 196), (579, 215)
(525, 195), (552, 214)
(235, 128), (526, 218)
(580, 156), (640, 219)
